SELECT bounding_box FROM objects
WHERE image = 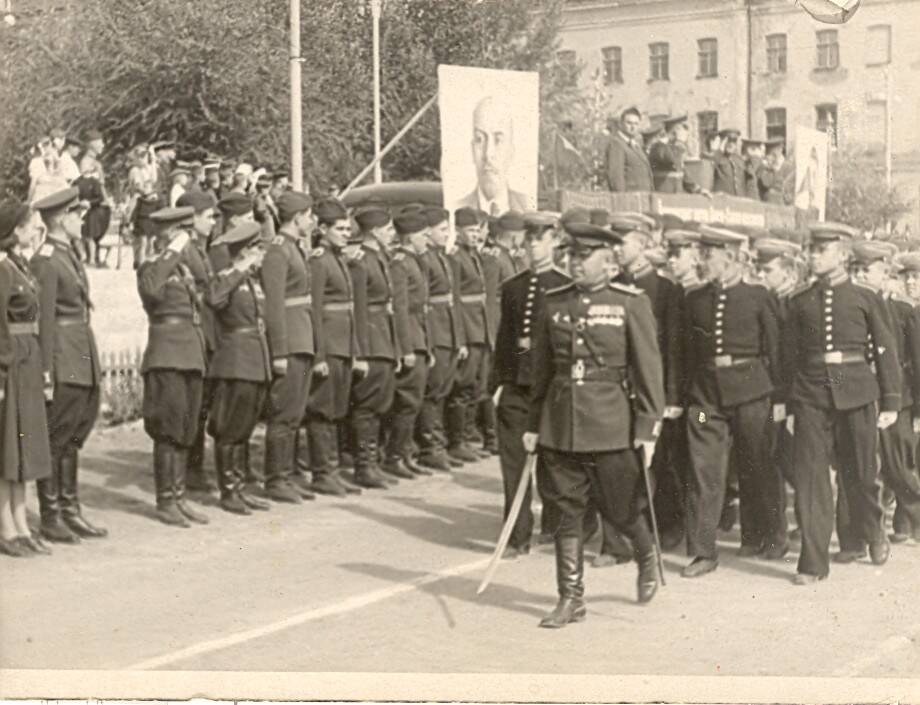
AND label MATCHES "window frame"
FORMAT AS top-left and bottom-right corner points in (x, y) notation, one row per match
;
(865, 24), (892, 66)
(766, 33), (787, 74)
(816, 29), (840, 70)
(765, 107), (787, 143)
(697, 110), (719, 151)
(649, 42), (670, 82)
(697, 38), (718, 79)
(601, 45), (623, 85)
